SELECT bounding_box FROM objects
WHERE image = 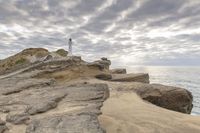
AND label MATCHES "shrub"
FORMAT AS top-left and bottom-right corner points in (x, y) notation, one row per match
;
(15, 58), (27, 65)
(56, 49), (68, 57)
